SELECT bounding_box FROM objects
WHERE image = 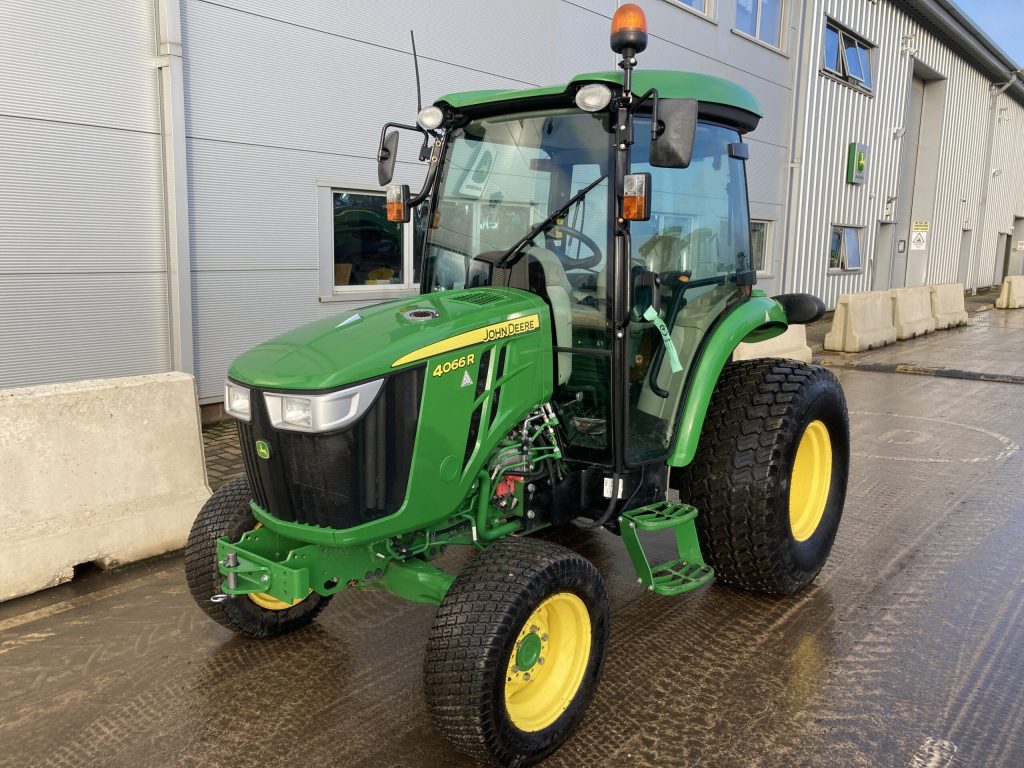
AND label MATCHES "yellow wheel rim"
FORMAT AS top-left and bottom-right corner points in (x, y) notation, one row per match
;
(504, 592), (592, 733)
(789, 420), (833, 542)
(246, 524), (308, 611)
